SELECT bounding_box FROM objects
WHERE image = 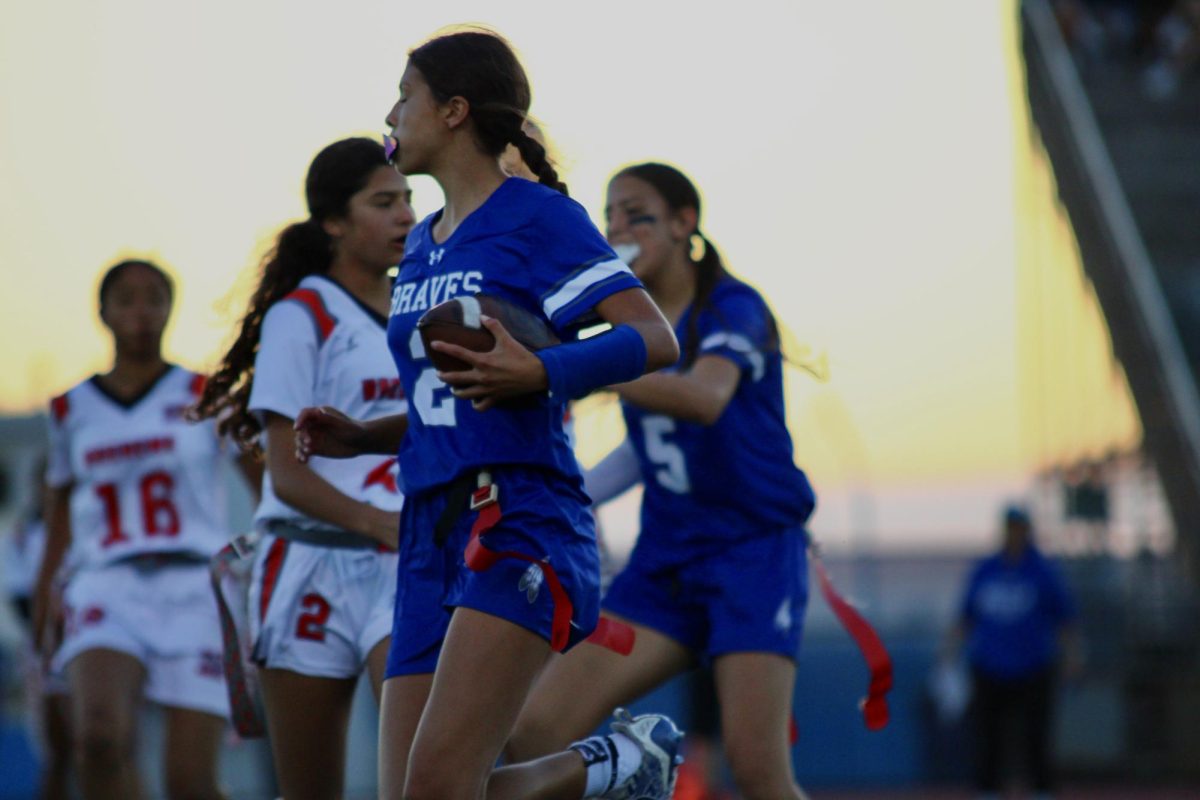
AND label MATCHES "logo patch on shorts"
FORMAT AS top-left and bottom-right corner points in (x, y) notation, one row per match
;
(198, 650), (223, 679)
(774, 598), (793, 633)
(518, 563), (544, 603)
